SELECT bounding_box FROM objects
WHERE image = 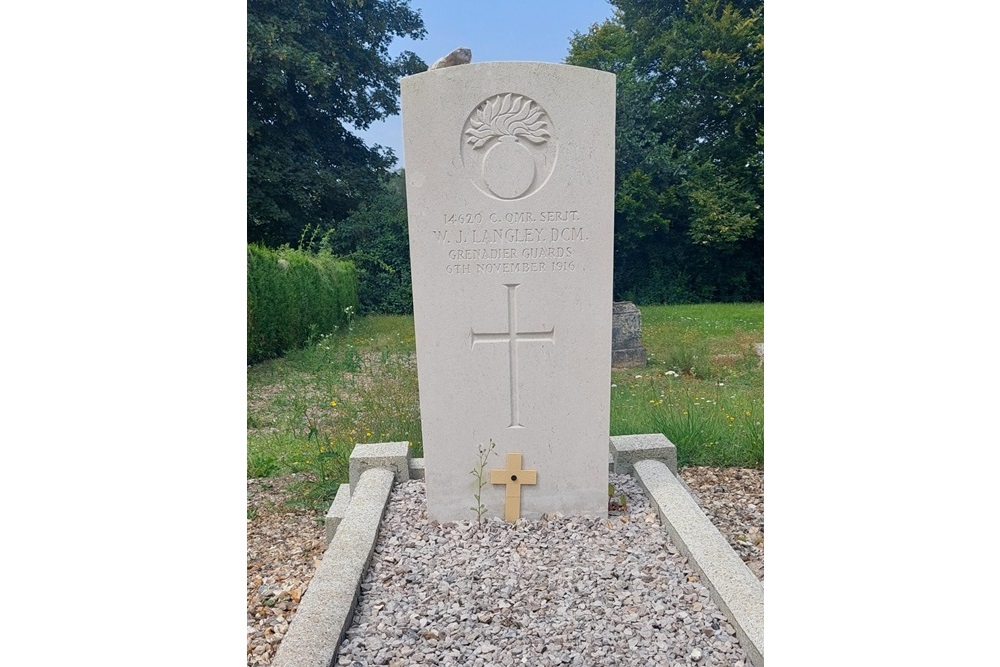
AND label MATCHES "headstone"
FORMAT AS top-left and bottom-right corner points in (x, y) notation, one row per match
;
(611, 301), (647, 368)
(401, 62), (616, 521)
